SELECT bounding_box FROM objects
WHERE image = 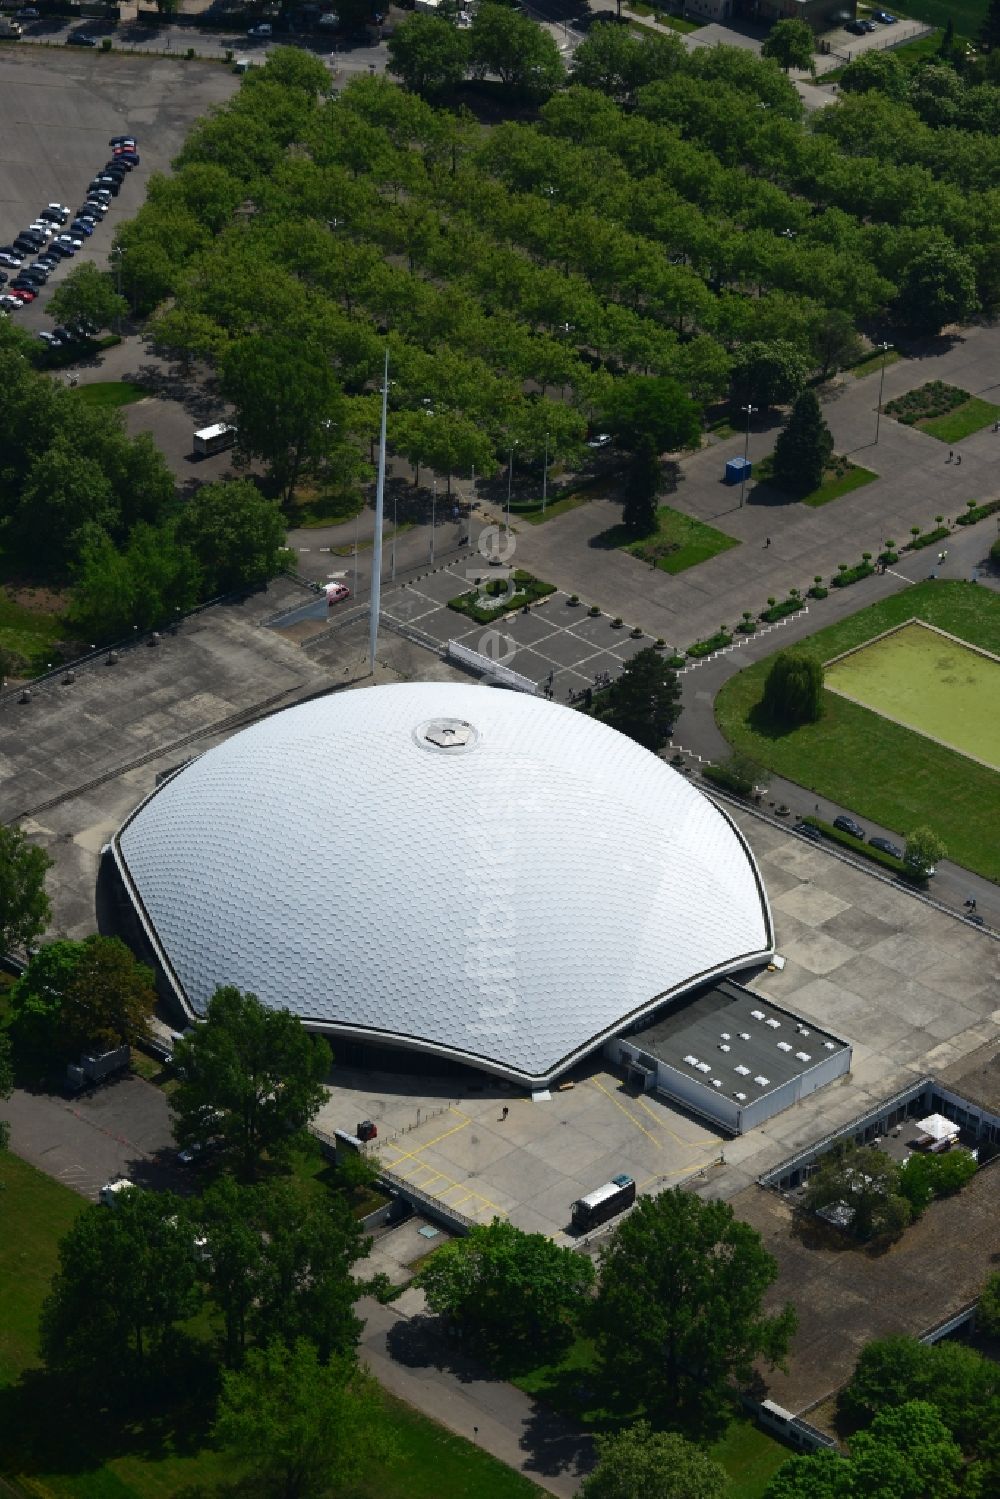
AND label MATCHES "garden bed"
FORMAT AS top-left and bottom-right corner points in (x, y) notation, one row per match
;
(448, 569), (556, 624)
(885, 382), (1000, 442)
(618, 506), (739, 574)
